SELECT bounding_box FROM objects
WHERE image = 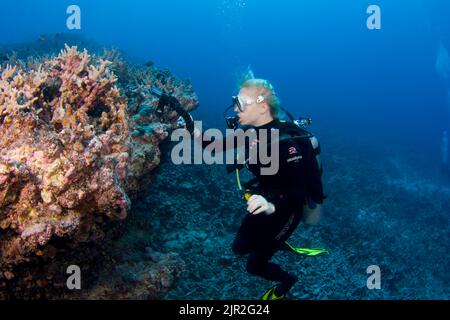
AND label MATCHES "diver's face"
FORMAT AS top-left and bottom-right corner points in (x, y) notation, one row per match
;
(235, 87), (266, 126)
